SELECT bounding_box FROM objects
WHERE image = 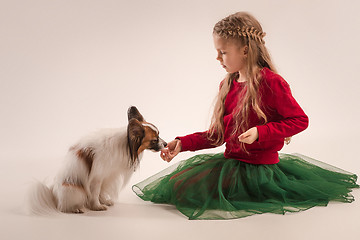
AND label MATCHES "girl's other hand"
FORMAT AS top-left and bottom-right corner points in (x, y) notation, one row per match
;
(238, 127), (259, 144)
(160, 139), (182, 162)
